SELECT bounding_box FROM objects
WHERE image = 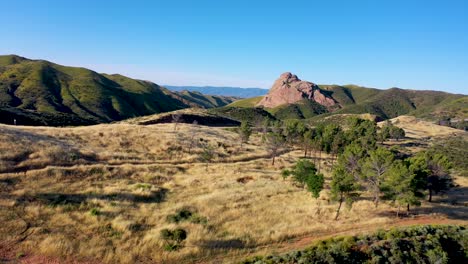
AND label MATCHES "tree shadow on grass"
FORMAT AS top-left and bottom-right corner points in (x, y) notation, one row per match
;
(376, 187), (468, 221)
(16, 188), (168, 205)
(198, 239), (251, 250)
